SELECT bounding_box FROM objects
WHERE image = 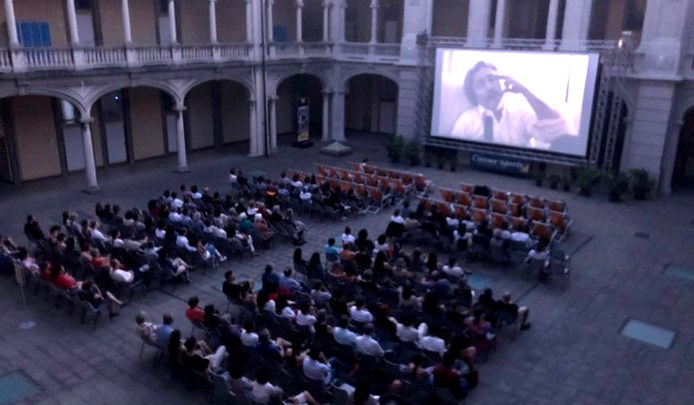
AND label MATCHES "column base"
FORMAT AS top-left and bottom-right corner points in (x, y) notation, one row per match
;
(82, 185), (101, 194)
(175, 167), (190, 173)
